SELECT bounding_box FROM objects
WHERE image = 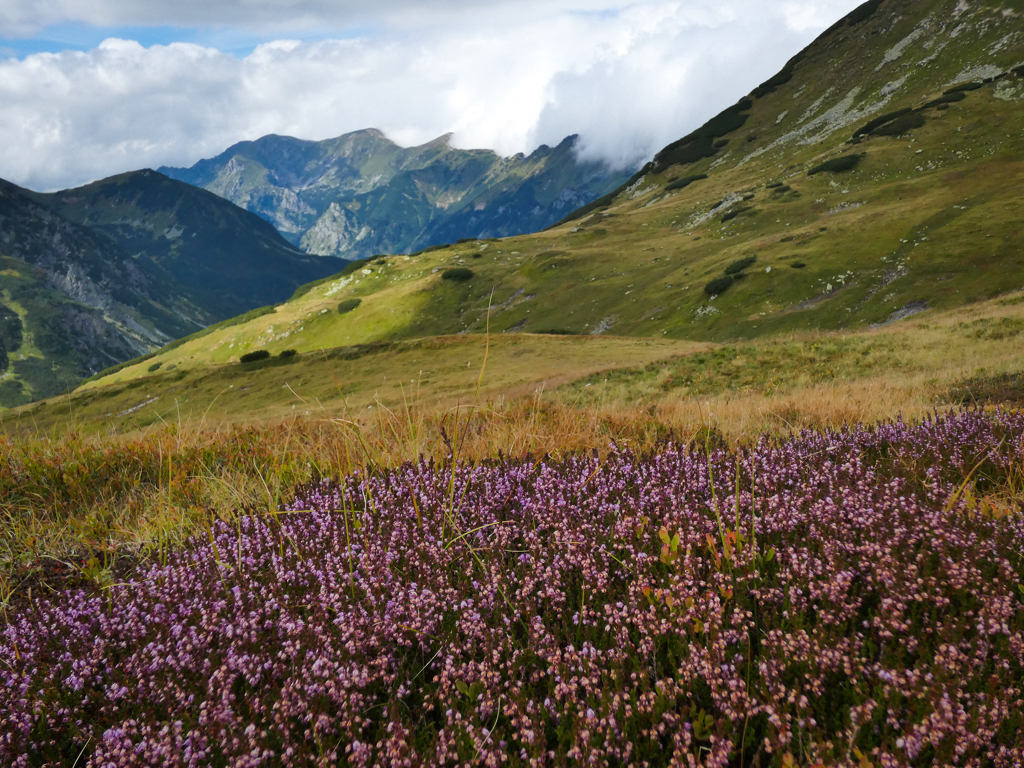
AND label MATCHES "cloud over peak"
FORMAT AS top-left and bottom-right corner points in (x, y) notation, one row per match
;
(0, 1), (864, 191)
